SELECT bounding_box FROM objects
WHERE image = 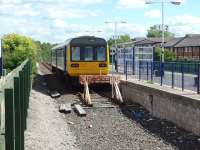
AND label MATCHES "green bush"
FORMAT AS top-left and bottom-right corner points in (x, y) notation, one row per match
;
(2, 33), (38, 73)
(155, 47), (176, 61)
